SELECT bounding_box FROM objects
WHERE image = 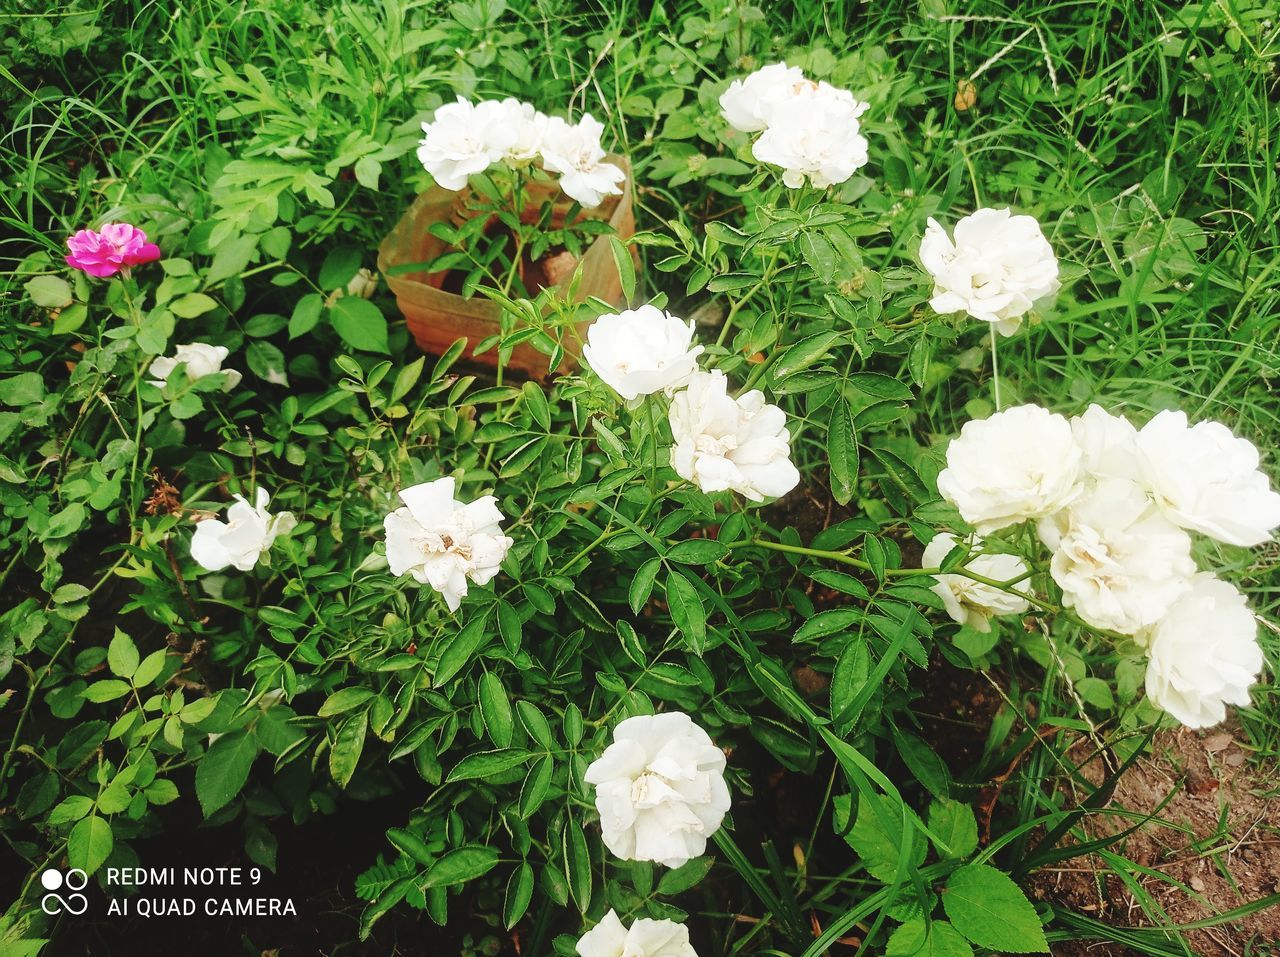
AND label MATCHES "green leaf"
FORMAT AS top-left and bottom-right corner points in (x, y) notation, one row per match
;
(387, 827), (435, 865)
(848, 372), (914, 401)
(504, 862), (535, 929)
(205, 234), (259, 285)
(447, 749), (531, 782)
(83, 679), (131, 702)
(47, 795), (94, 826)
(656, 856), (714, 895)
(26, 275), (73, 308)
(665, 539), (729, 564)
(195, 730), (261, 817)
(518, 756), (554, 818)
(478, 673), (514, 748)
(169, 292), (219, 318)
(107, 629), (139, 680)
(330, 710), (368, 788)
(319, 247), (363, 290)
(927, 798), (979, 860)
(53, 303), (89, 333)
(565, 816), (592, 909)
(517, 701), (554, 750)
(830, 639), (870, 729)
(827, 398), (859, 506)
(629, 557), (662, 614)
(68, 814), (113, 875)
(521, 380), (551, 431)
(799, 231), (838, 283)
(391, 356), (426, 403)
(289, 293), (324, 339)
(0, 372), (45, 406)
(434, 615), (490, 687)
(606, 235), (636, 303)
(132, 649), (168, 687)
(893, 729), (951, 799)
(318, 687), (374, 717)
(843, 791), (926, 883)
(885, 918), (973, 957)
(665, 570), (706, 653)
(246, 340), (289, 385)
(943, 864), (1049, 953)
(770, 331), (841, 380)
(331, 297), (389, 354)
(423, 846), (499, 889)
